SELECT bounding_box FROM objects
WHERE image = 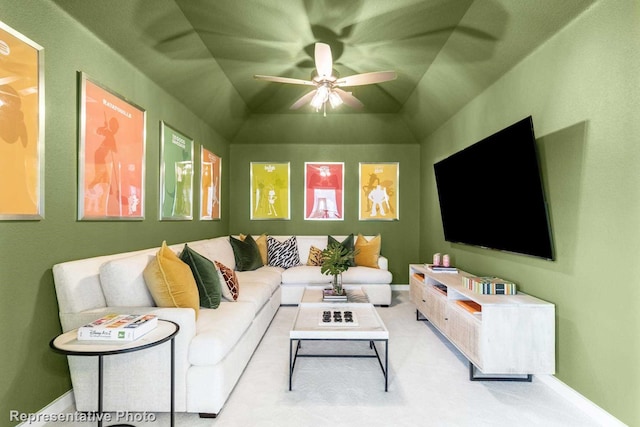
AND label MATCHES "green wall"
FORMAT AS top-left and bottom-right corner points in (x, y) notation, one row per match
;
(229, 143), (420, 284)
(411, 1), (639, 425)
(0, 2), (230, 424)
